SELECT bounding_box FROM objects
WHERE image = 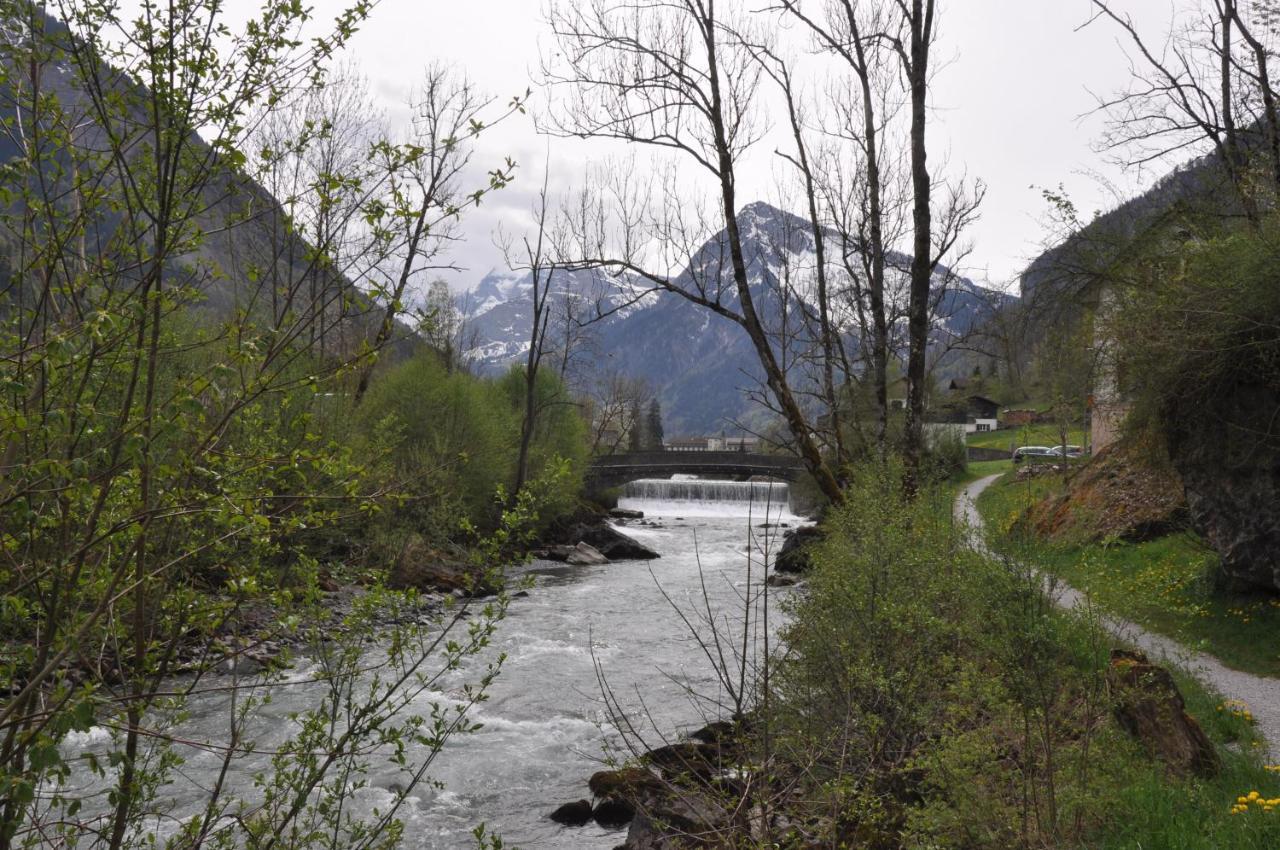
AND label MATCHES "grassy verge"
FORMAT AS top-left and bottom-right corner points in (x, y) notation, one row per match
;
(976, 471), (1280, 678)
(769, 463), (1280, 849)
(962, 458), (1015, 482)
(968, 422), (1087, 451)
